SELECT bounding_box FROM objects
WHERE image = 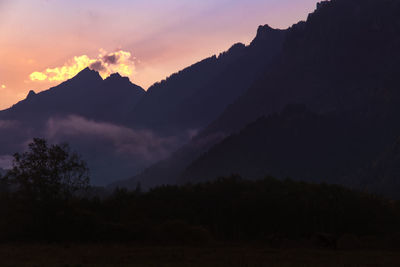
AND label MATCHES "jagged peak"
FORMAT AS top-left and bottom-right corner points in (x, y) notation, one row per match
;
(103, 72), (145, 92)
(228, 43), (246, 53)
(316, 0), (331, 11)
(105, 72), (125, 81)
(26, 90), (36, 99)
(72, 67), (102, 81)
(257, 24), (274, 35)
(250, 24), (285, 46)
(109, 72), (122, 78)
(104, 72), (131, 84)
